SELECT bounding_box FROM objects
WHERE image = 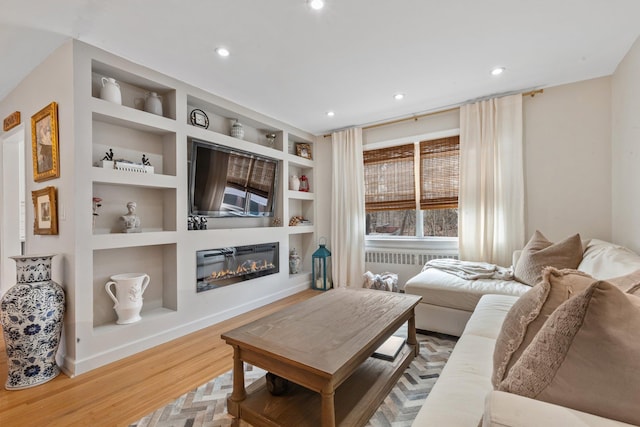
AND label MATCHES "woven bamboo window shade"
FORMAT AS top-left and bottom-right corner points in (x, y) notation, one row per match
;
(419, 136), (459, 210)
(363, 143), (416, 212)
